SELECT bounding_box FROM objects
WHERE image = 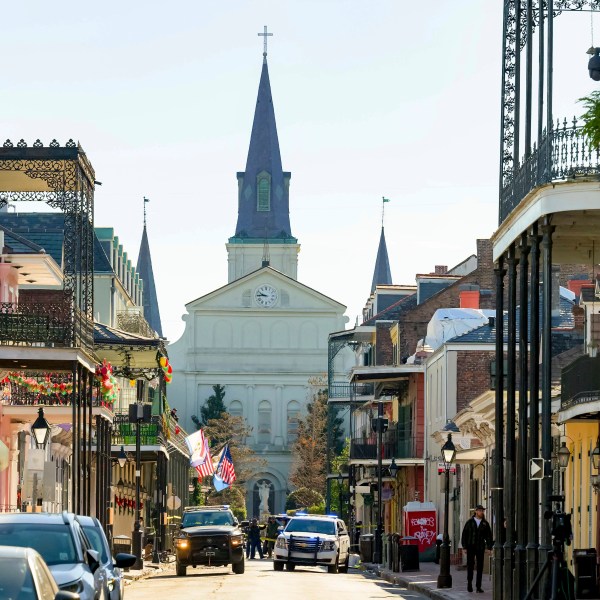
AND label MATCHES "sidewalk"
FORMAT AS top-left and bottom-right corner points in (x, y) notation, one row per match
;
(123, 559), (174, 584)
(361, 560), (492, 600)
